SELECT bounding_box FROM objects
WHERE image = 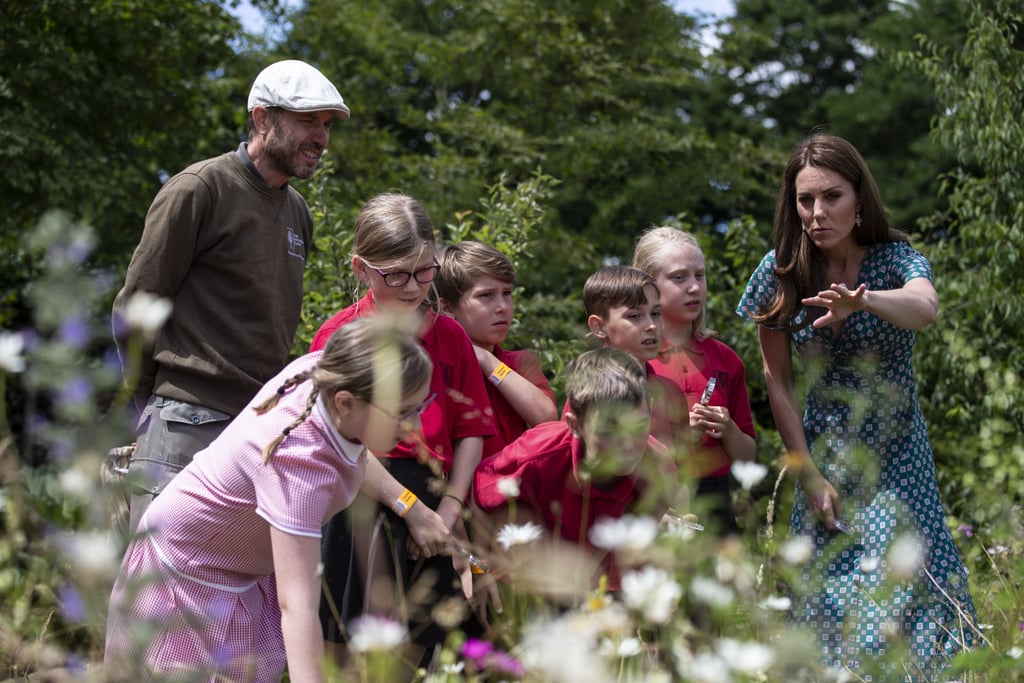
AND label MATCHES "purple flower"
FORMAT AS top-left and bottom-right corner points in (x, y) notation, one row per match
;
(957, 524), (974, 538)
(461, 638), (494, 662)
(58, 317), (90, 349)
(489, 651), (526, 677)
(59, 376), (93, 406)
(59, 584), (86, 622)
